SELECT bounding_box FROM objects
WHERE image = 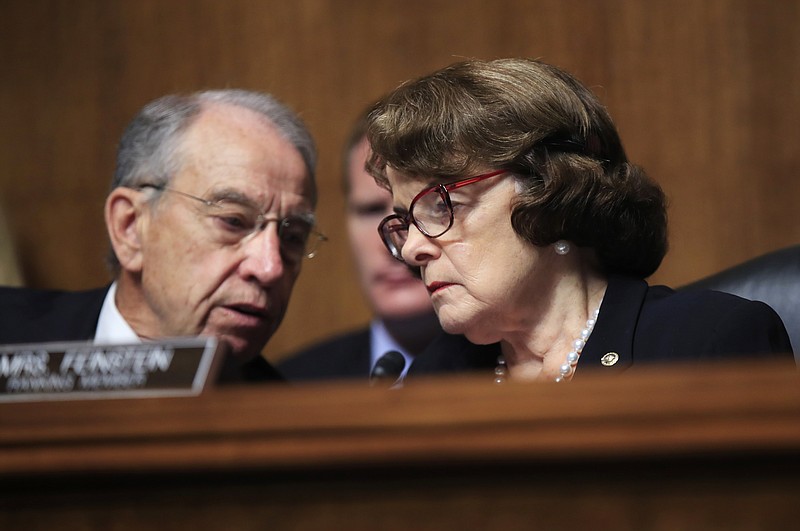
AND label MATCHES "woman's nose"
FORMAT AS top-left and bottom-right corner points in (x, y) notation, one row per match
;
(401, 224), (438, 266)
